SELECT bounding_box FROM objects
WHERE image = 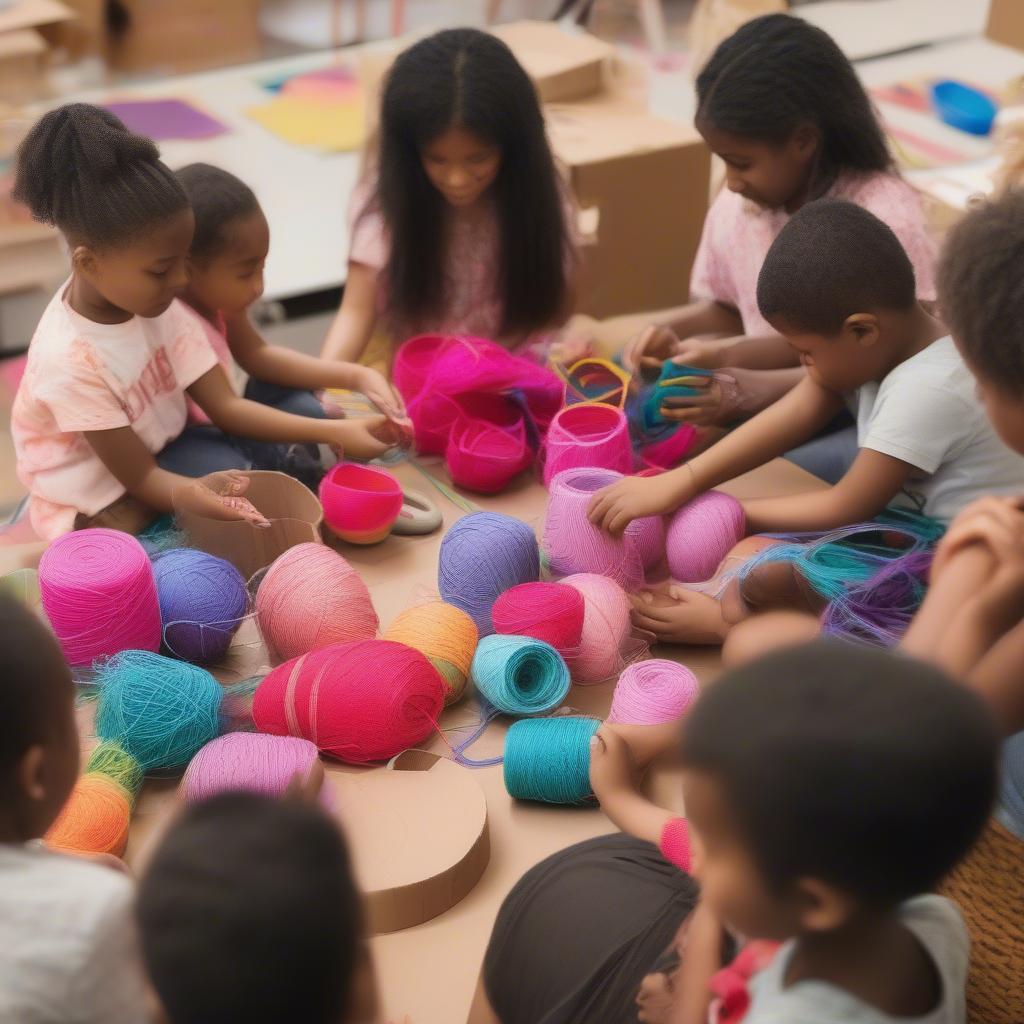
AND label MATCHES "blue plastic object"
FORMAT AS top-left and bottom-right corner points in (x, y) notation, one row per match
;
(931, 80), (997, 137)
(641, 361), (715, 429)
